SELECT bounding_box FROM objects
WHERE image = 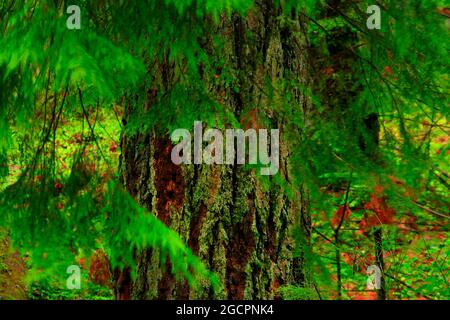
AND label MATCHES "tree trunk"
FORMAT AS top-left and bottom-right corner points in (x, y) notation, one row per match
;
(116, 1), (311, 300)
